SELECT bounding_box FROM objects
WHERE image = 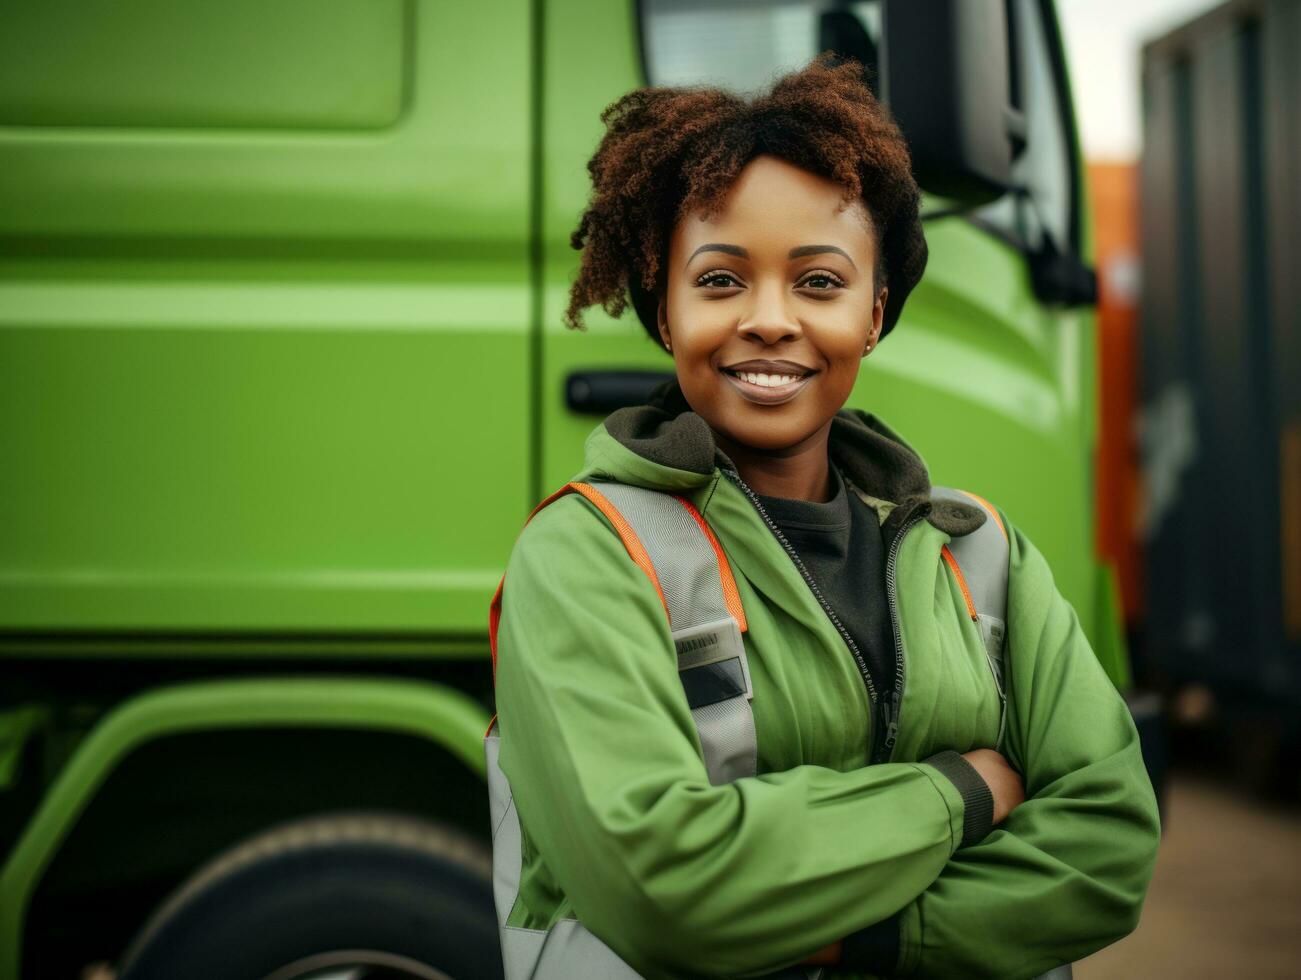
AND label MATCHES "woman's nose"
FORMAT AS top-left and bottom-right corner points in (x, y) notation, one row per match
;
(736, 282), (801, 345)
